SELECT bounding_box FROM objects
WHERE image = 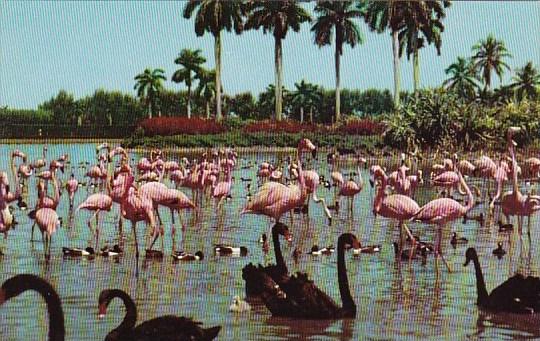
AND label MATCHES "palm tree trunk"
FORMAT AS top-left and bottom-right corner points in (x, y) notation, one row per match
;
(187, 84), (192, 119)
(392, 30), (401, 107)
(300, 106), (304, 123)
(147, 97), (152, 119)
(215, 32), (222, 122)
(335, 44), (341, 124)
(309, 107), (313, 123)
(275, 36), (283, 121)
(206, 101), (210, 119)
(413, 49), (420, 92)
